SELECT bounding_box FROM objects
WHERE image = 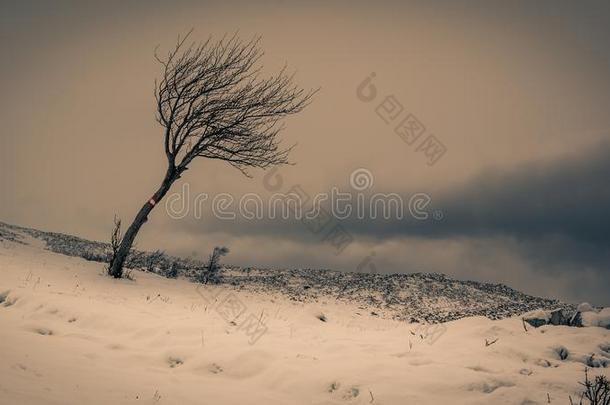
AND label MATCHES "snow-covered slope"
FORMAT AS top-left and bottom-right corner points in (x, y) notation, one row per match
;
(0, 223), (608, 404)
(0, 222), (572, 323)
